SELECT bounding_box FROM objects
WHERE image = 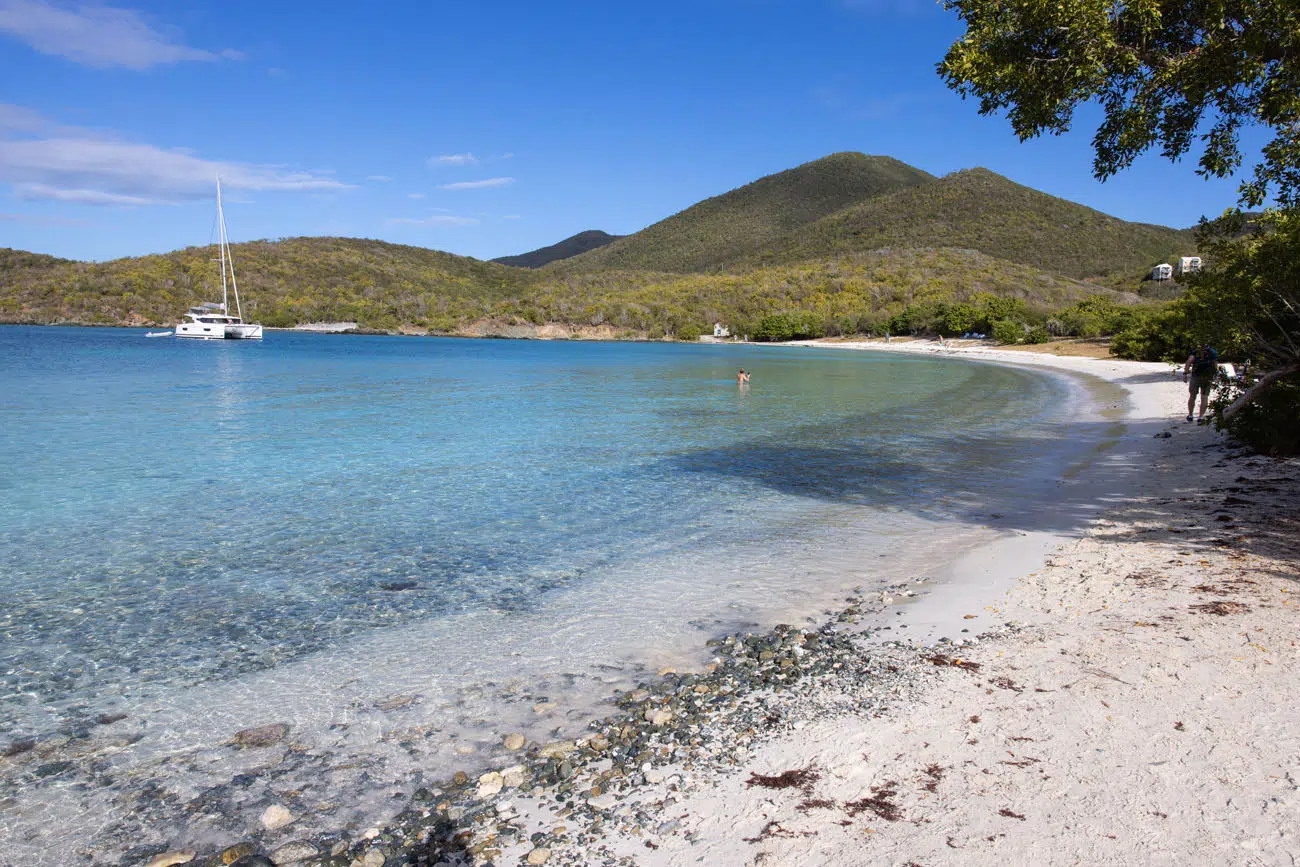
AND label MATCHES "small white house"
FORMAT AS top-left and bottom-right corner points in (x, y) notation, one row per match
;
(1152, 263), (1173, 281)
(713, 322), (730, 338)
(1177, 256), (1202, 276)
